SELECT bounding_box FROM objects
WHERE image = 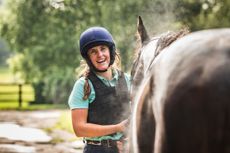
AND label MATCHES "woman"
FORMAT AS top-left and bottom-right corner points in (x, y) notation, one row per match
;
(68, 27), (131, 153)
